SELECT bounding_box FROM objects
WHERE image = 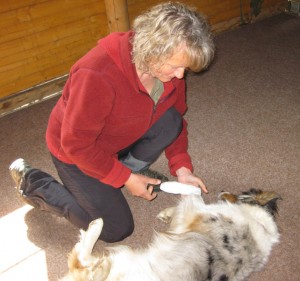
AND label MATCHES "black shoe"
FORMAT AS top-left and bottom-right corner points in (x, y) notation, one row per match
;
(9, 158), (38, 207)
(134, 169), (169, 191)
